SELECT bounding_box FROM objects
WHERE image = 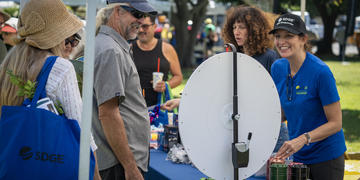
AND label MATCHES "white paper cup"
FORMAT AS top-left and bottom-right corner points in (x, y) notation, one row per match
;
(152, 72), (164, 89)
